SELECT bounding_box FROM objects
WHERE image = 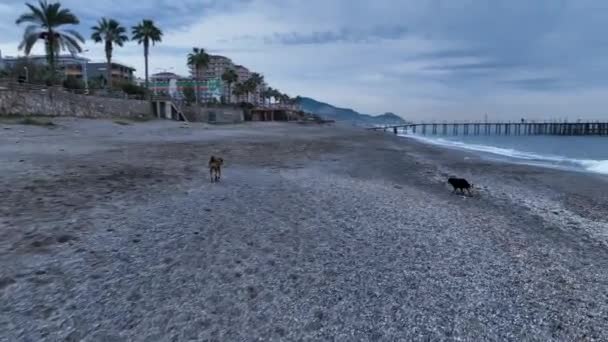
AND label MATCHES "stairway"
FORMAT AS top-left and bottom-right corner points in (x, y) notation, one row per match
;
(151, 98), (188, 122)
